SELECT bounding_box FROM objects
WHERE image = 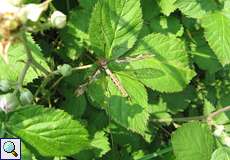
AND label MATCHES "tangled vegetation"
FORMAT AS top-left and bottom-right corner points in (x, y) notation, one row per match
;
(0, 0), (230, 159)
